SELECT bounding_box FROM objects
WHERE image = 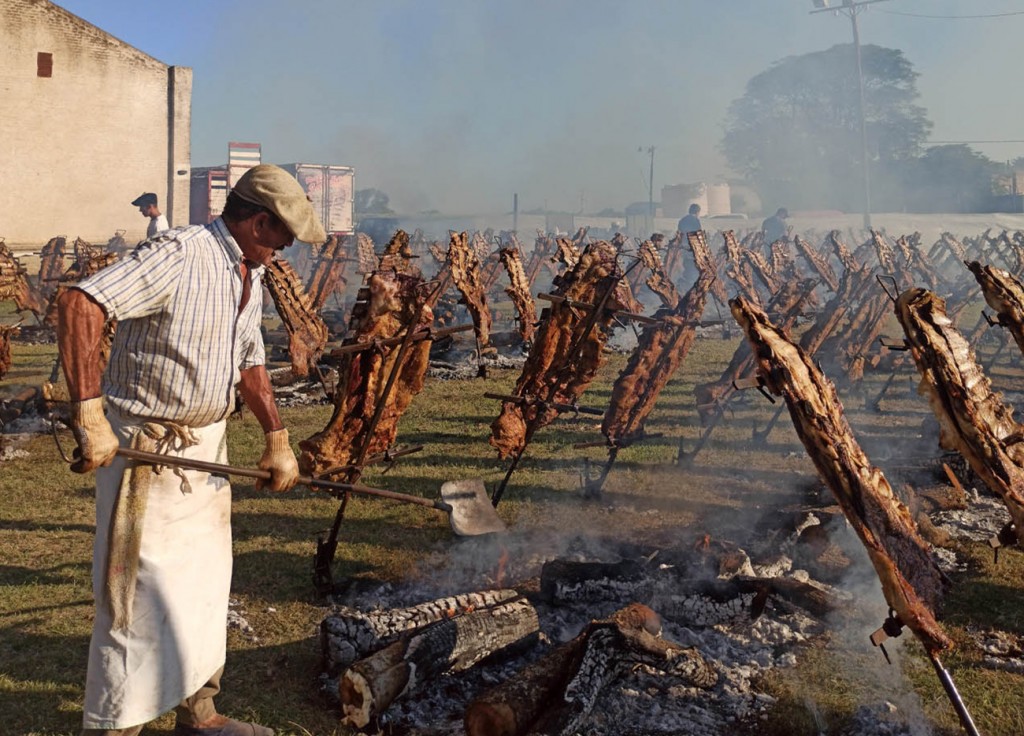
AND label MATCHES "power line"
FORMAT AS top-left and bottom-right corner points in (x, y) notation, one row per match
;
(930, 140), (1024, 145)
(876, 8), (1024, 19)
